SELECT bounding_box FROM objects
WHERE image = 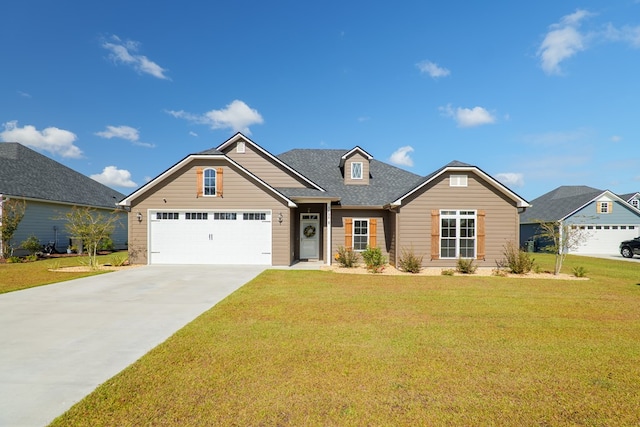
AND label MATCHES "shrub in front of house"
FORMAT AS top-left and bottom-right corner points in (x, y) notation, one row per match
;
(361, 246), (386, 273)
(398, 246), (423, 273)
(335, 246), (359, 268)
(456, 257), (477, 274)
(497, 240), (536, 274)
(20, 235), (43, 256)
